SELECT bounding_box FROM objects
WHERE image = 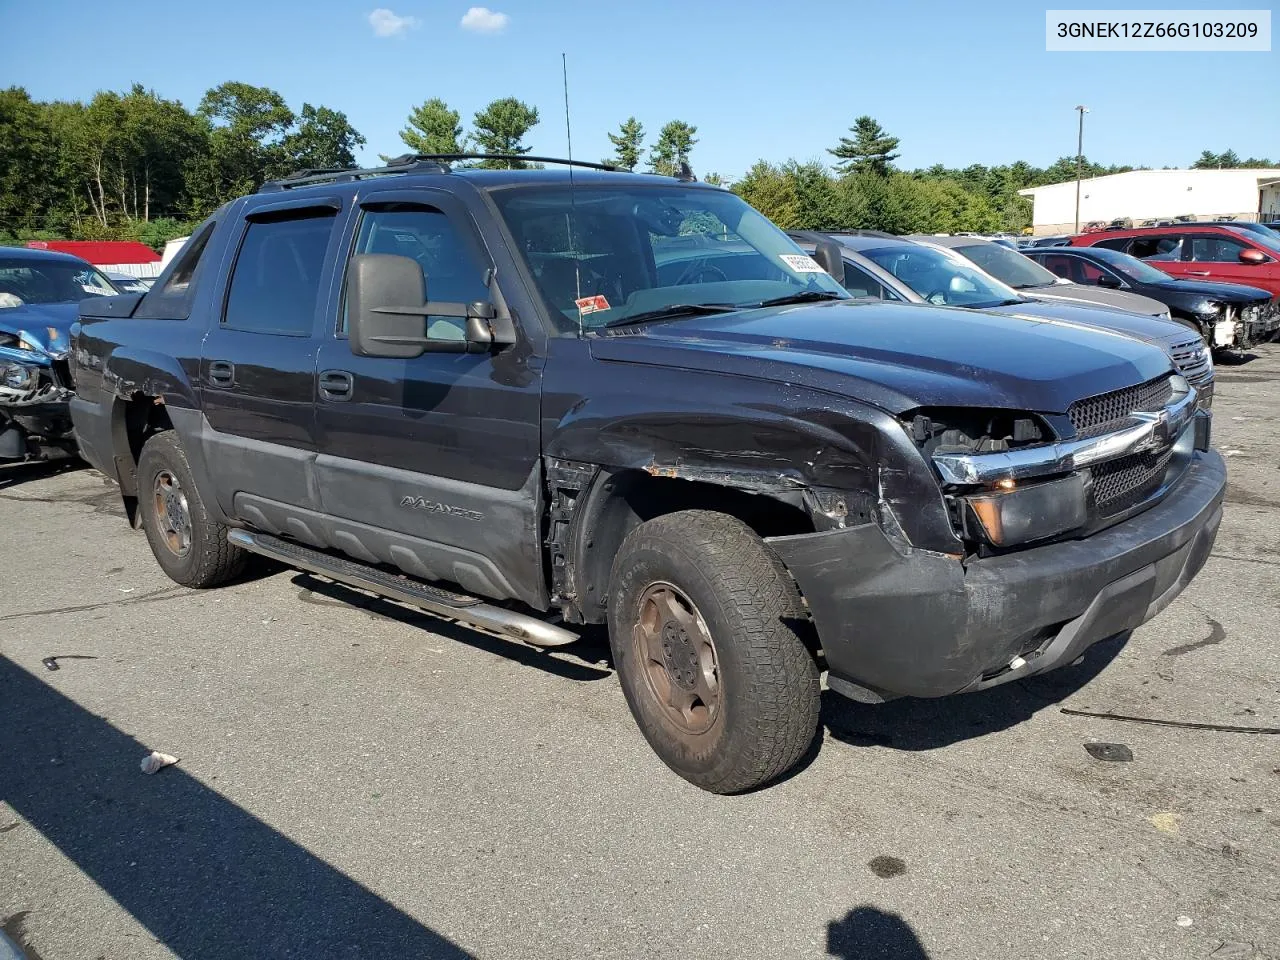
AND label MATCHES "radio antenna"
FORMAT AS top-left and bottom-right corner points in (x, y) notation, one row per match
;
(563, 52), (584, 335)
